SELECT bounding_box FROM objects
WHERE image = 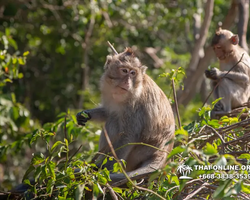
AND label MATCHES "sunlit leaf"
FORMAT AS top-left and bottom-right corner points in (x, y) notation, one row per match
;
(203, 143), (217, 155)
(23, 51), (30, 56)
